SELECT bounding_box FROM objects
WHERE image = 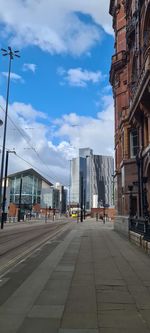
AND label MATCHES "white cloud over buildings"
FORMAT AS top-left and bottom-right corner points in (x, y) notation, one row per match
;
(0, 94), (114, 185)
